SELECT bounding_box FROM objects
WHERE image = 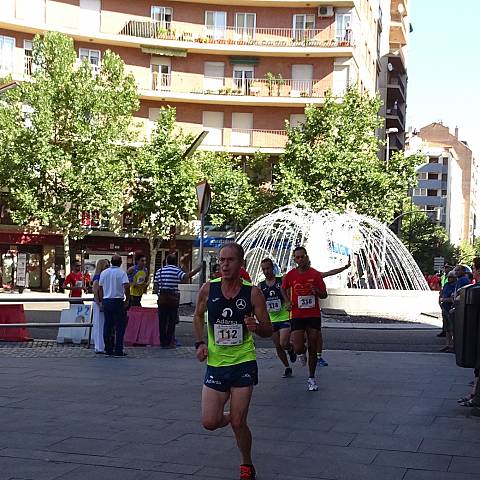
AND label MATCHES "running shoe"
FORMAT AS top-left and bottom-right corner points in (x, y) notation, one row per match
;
(298, 353), (307, 366)
(317, 356), (329, 367)
(283, 367), (293, 378)
(307, 377), (319, 392)
(287, 347), (297, 364)
(240, 464), (256, 480)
